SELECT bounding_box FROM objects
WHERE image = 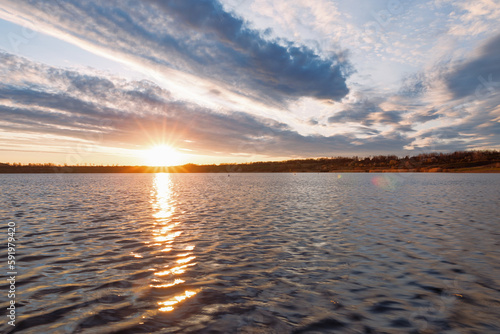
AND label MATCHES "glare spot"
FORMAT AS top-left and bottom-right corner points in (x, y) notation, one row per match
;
(151, 278), (185, 288)
(158, 290), (198, 312)
(159, 306), (174, 312)
(177, 256), (196, 264)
